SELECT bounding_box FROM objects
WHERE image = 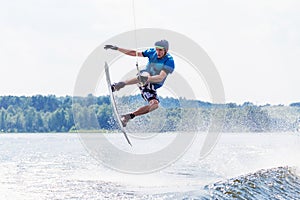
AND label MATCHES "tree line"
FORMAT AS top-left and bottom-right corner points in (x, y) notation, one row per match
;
(0, 95), (299, 133)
